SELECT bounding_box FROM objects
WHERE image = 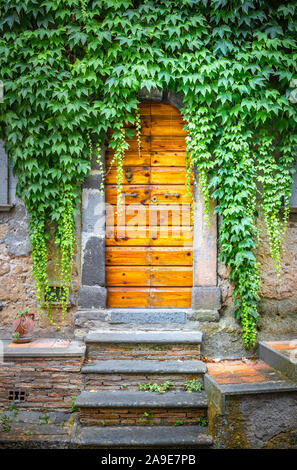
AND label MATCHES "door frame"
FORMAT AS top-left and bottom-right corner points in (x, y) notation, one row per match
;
(78, 89), (221, 320)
